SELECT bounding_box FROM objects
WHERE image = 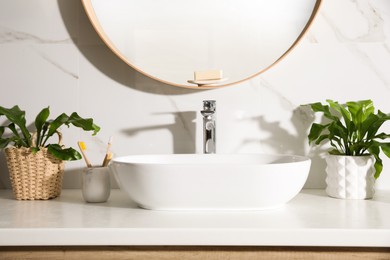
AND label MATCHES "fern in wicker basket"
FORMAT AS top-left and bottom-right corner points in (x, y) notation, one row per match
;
(0, 105), (100, 200)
